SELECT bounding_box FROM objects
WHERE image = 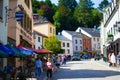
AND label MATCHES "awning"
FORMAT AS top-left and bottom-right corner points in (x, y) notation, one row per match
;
(0, 50), (9, 58)
(35, 48), (52, 54)
(0, 45), (15, 56)
(6, 44), (25, 57)
(17, 45), (35, 55)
